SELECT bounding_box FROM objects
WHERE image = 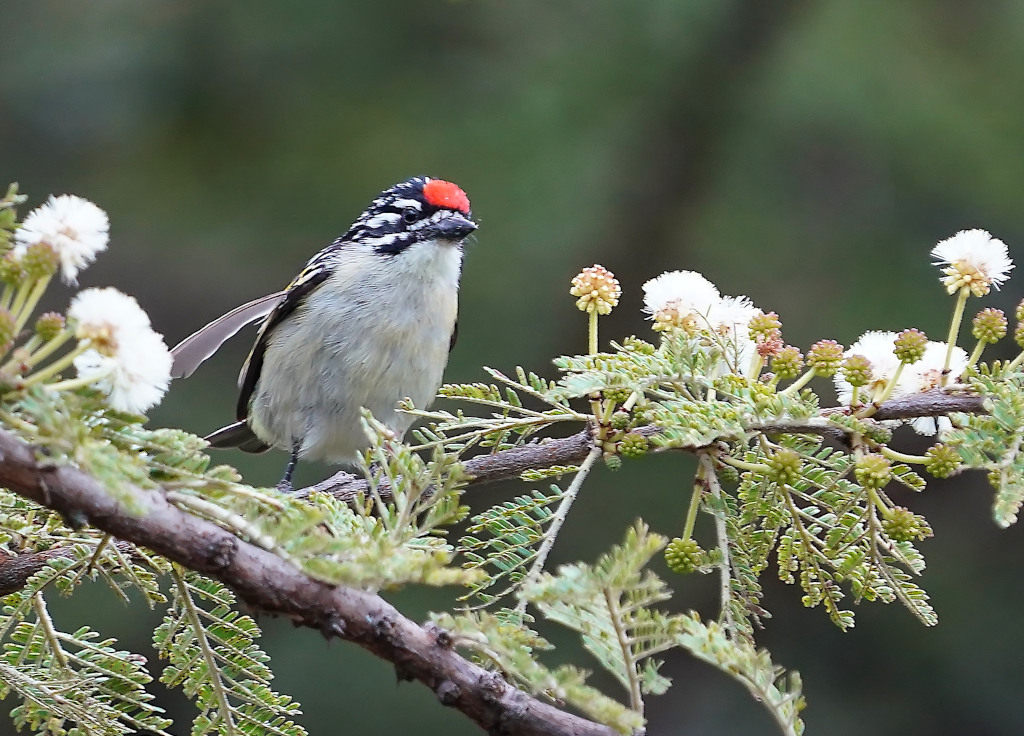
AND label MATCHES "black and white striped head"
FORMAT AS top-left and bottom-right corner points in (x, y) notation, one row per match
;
(342, 176), (476, 255)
